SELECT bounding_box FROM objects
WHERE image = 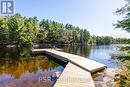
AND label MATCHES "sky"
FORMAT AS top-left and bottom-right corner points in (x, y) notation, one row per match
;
(14, 0), (130, 38)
